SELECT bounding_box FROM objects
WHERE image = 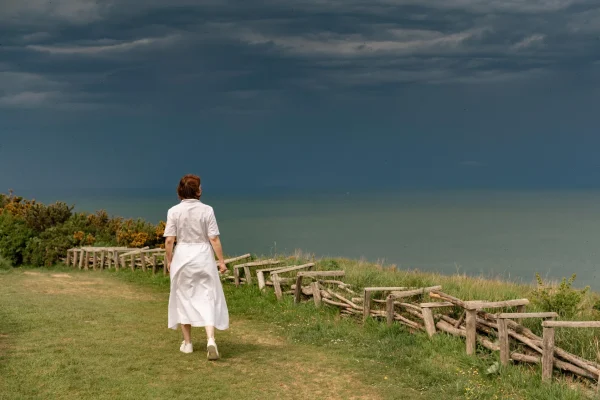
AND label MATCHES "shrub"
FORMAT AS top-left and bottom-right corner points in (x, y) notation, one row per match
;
(117, 218), (162, 248)
(0, 213), (35, 265)
(23, 224), (78, 267)
(531, 273), (589, 318)
(22, 201), (73, 233)
(0, 254), (12, 270)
